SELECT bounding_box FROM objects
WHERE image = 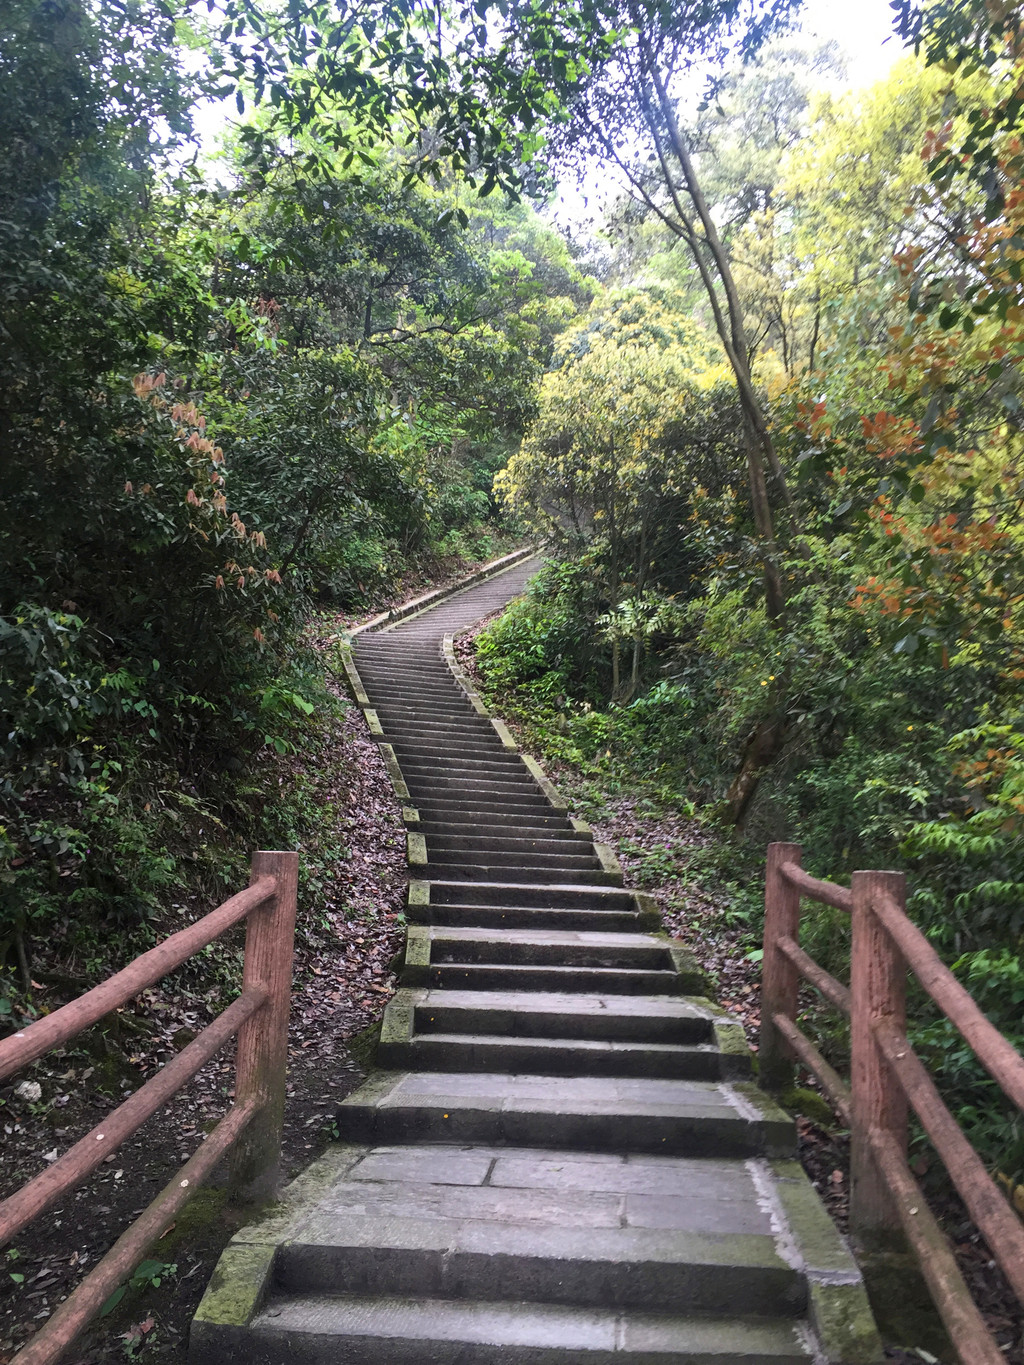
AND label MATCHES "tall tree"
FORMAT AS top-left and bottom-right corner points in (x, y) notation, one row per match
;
(532, 0), (801, 625)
